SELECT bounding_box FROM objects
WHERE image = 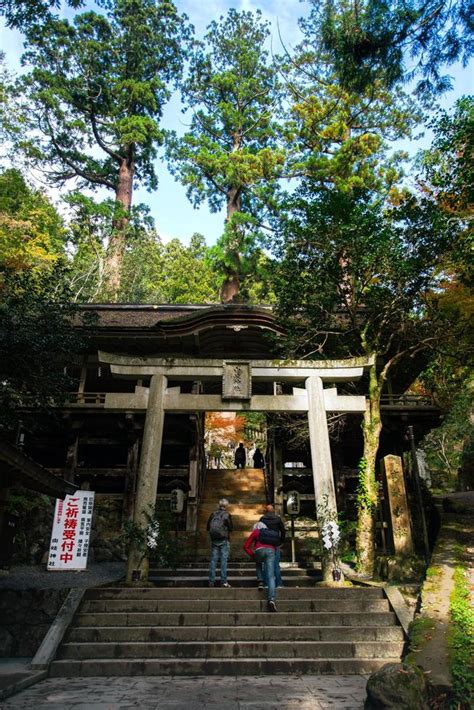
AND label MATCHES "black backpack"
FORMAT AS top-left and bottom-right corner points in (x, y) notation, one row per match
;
(209, 510), (230, 541)
(258, 527), (280, 546)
